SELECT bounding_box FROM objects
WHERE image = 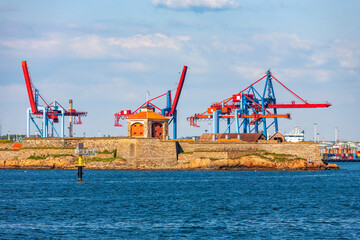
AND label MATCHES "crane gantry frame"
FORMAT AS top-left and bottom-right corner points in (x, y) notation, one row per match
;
(187, 69), (331, 138)
(22, 61), (87, 138)
(114, 65), (188, 139)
